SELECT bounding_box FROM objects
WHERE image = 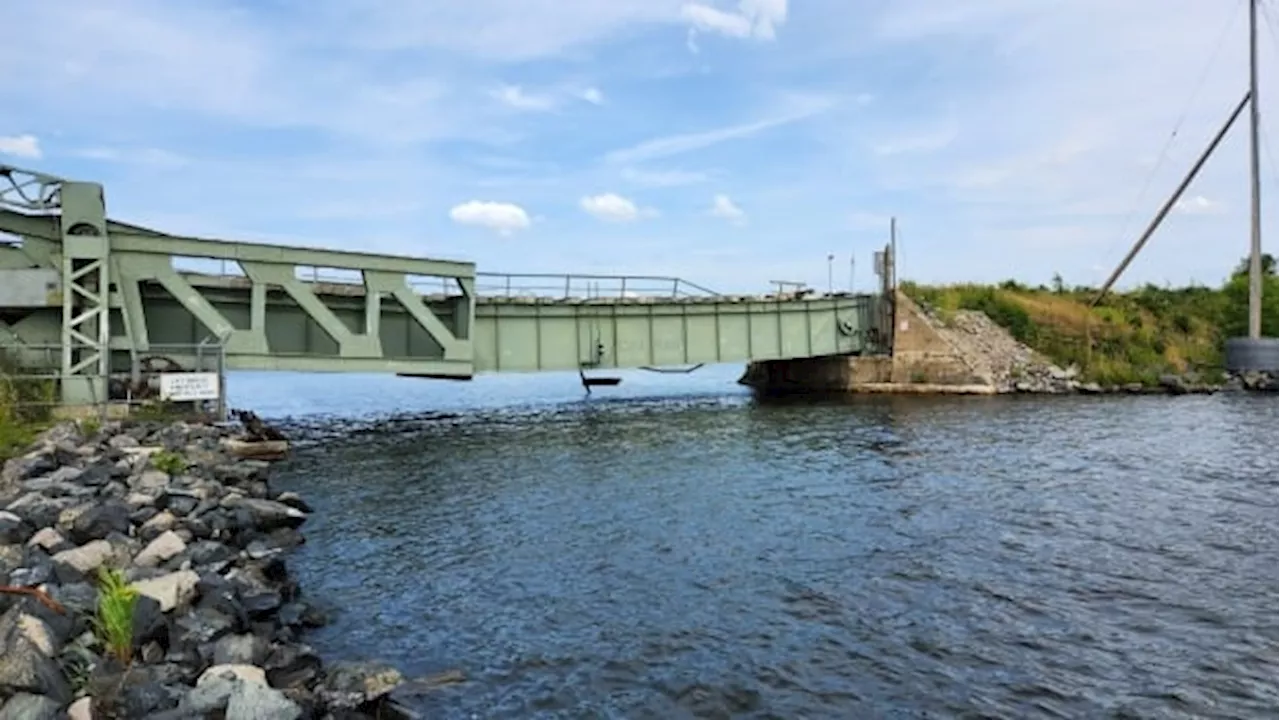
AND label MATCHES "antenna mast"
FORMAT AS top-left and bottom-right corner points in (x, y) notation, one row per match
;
(1246, 0), (1263, 338)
